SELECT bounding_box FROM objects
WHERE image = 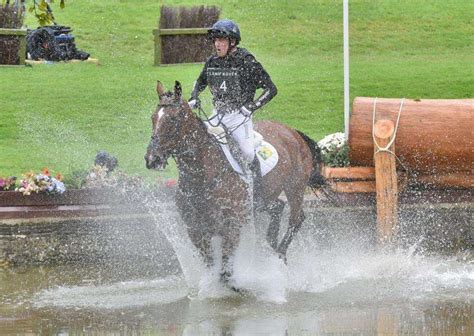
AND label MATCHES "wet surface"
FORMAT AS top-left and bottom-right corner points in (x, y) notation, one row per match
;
(1, 249), (473, 335)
